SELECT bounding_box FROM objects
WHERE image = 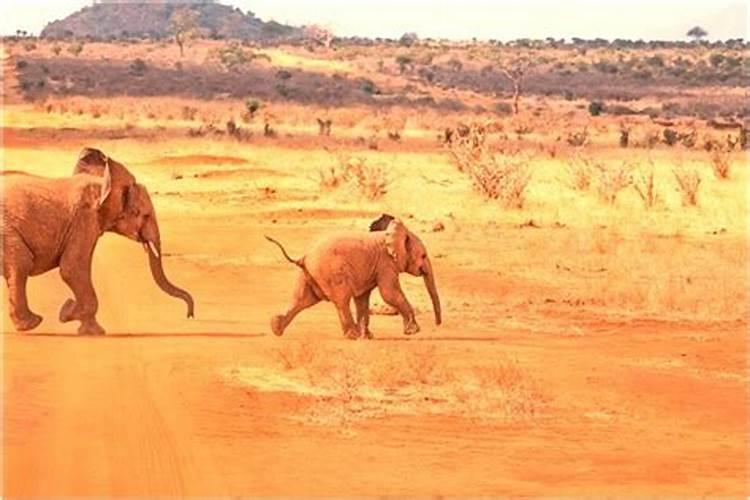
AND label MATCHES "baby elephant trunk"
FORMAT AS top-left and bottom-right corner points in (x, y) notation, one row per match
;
(422, 258), (442, 325)
(142, 219), (195, 318)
